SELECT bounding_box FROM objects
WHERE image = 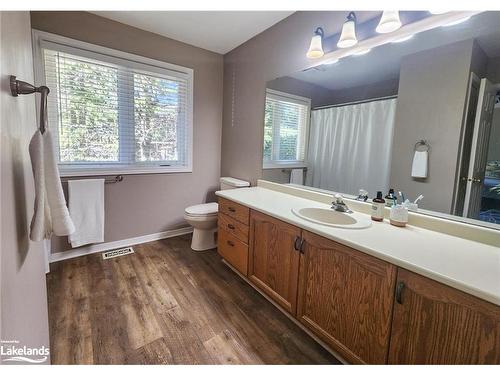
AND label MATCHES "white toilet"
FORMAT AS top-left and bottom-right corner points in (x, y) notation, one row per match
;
(184, 177), (250, 251)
